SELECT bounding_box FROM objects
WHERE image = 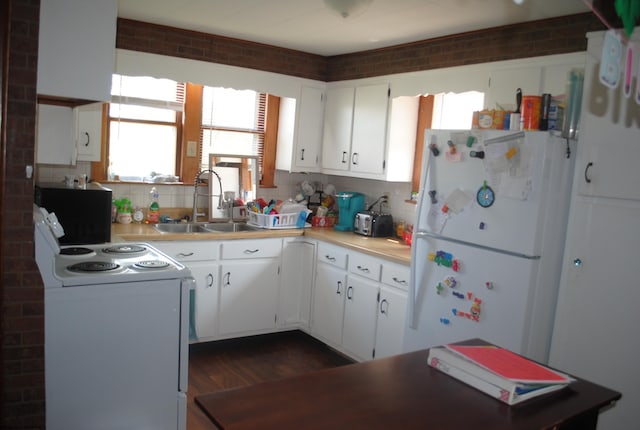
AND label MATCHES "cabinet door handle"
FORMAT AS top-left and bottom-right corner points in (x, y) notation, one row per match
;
(177, 252), (194, 257)
(351, 152), (359, 165)
(341, 151), (348, 164)
(357, 265), (370, 273)
(584, 162), (593, 183)
(82, 131), (90, 147)
(347, 285), (353, 300)
(392, 277), (407, 286)
(206, 273), (214, 288)
(300, 148), (305, 161)
(380, 299), (389, 315)
(325, 254), (336, 262)
(224, 271), (231, 286)
(244, 249), (259, 254)
(336, 281), (342, 295)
